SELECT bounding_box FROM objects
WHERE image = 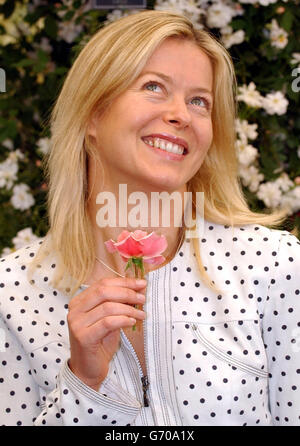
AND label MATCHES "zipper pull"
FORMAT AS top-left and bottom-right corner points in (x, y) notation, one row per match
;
(141, 375), (149, 407)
